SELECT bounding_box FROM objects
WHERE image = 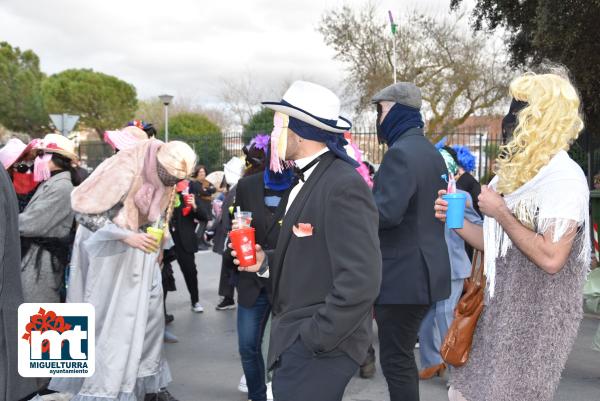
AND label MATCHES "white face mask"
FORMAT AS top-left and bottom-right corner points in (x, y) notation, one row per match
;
(269, 112), (290, 173)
